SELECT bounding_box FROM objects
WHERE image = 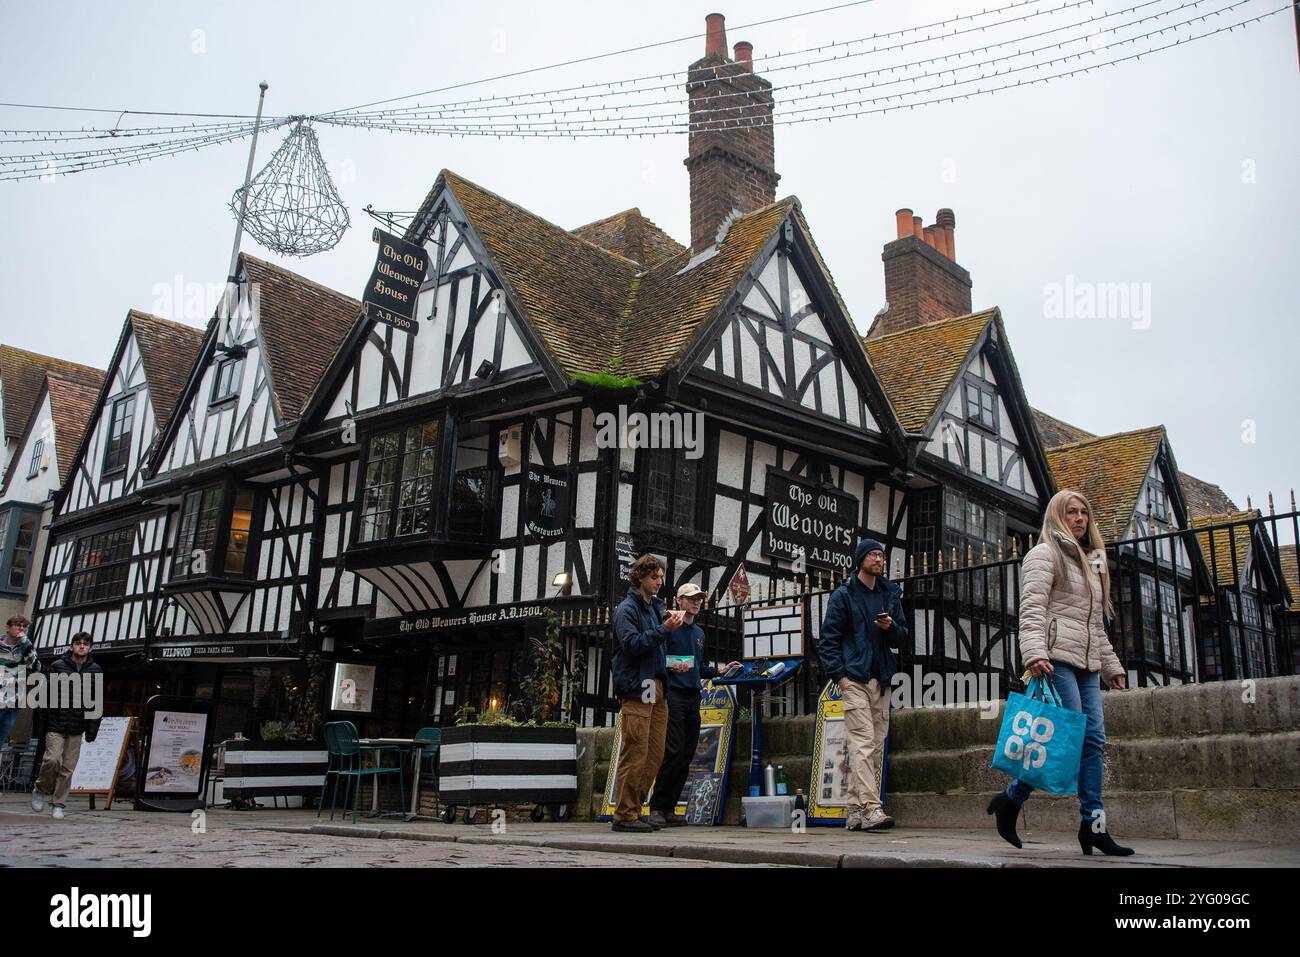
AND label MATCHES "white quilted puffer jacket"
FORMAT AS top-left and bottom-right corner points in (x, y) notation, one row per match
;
(1018, 530), (1124, 678)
